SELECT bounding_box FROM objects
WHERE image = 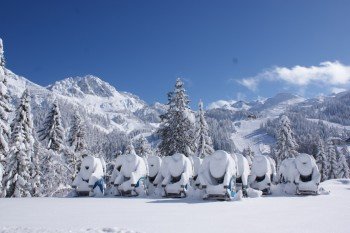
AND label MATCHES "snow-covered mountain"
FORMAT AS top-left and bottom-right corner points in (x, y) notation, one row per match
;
(1, 64), (166, 156)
